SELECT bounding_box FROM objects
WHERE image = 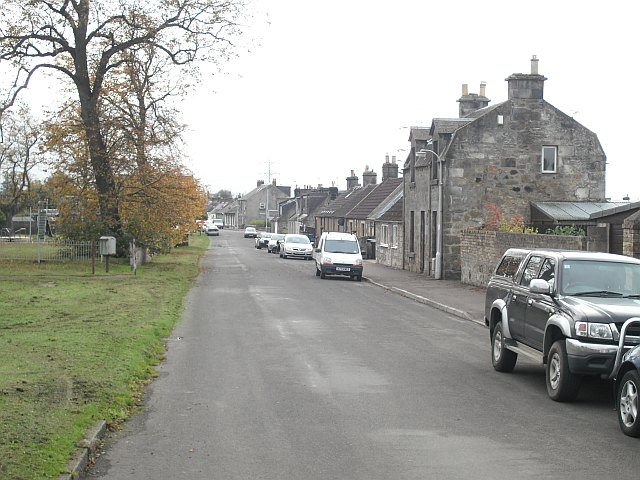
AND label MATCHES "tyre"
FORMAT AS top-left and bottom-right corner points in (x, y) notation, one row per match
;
(282, 253), (287, 259)
(491, 322), (517, 372)
(546, 339), (581, 402)
(320, 271), (326, 279)
(618, 370), (640, 437)
(356, 275), (362, 282)
(315, 267), (320, 277)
